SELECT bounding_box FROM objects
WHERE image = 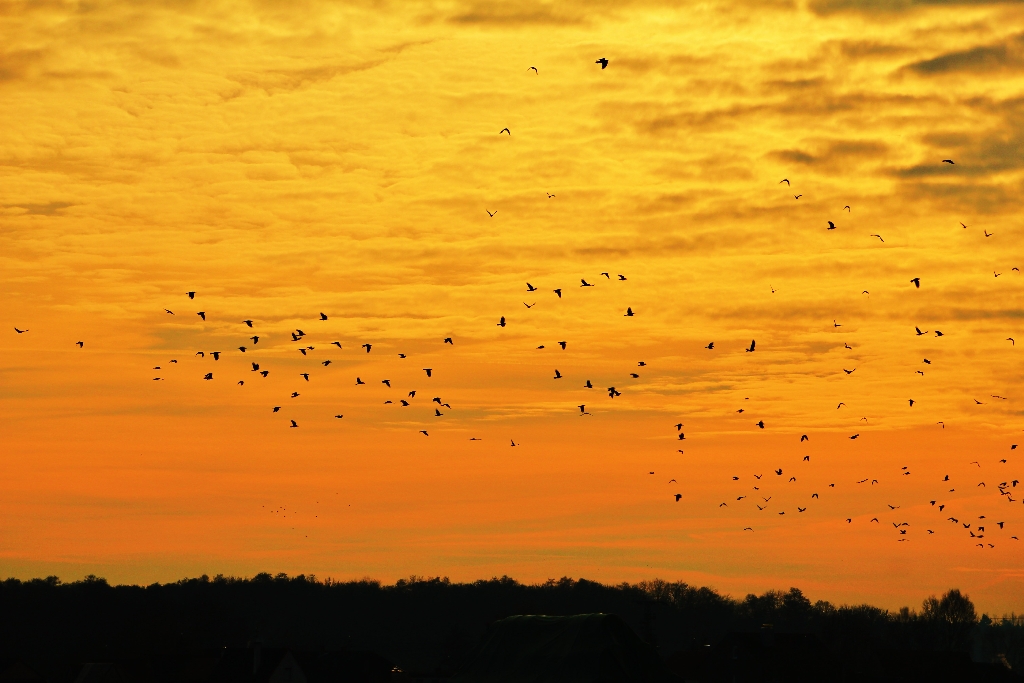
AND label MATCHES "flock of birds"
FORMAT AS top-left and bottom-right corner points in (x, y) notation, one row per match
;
(9, 58), (1022, 550)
